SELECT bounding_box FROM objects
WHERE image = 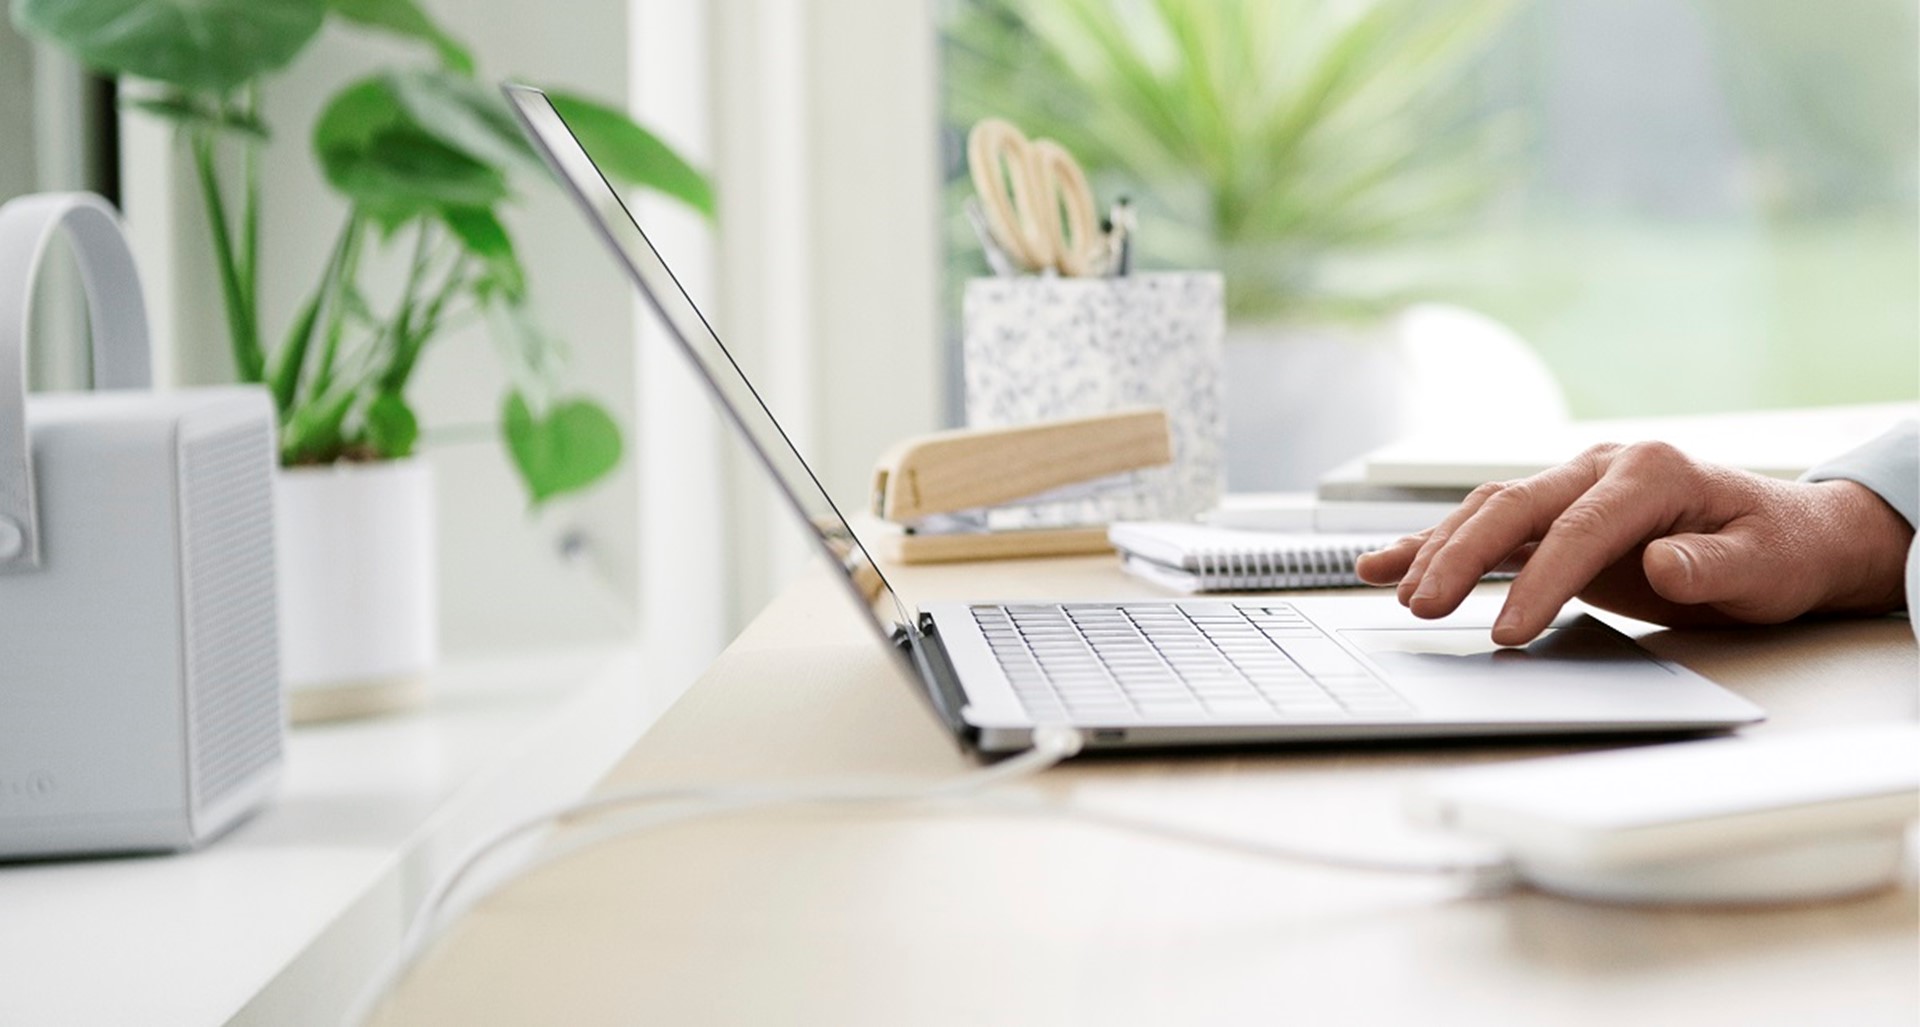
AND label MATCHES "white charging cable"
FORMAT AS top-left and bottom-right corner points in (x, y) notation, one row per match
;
(345, 727), (1513, 1025)
(345, 728), (1085, 1024)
